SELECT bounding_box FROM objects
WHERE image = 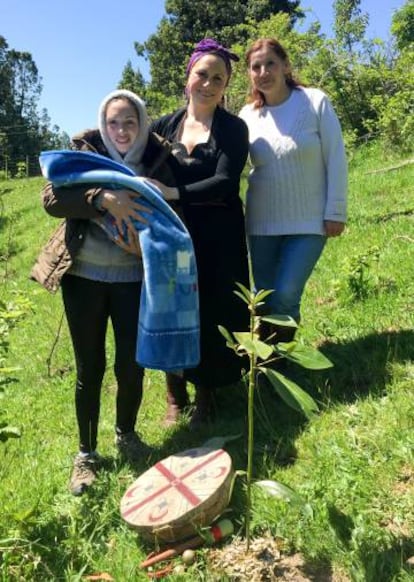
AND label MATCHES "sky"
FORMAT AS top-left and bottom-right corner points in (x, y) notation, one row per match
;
(1, 0), (405, 138)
